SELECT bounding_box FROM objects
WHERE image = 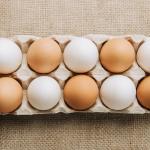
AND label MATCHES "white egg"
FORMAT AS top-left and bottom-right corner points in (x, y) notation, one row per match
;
(64, 38), (98, 73)
(0, 38), (22, 74)
(100, 75), (136, 110)
(27, 76), (61, 110)
(137, 40), (150, 73)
